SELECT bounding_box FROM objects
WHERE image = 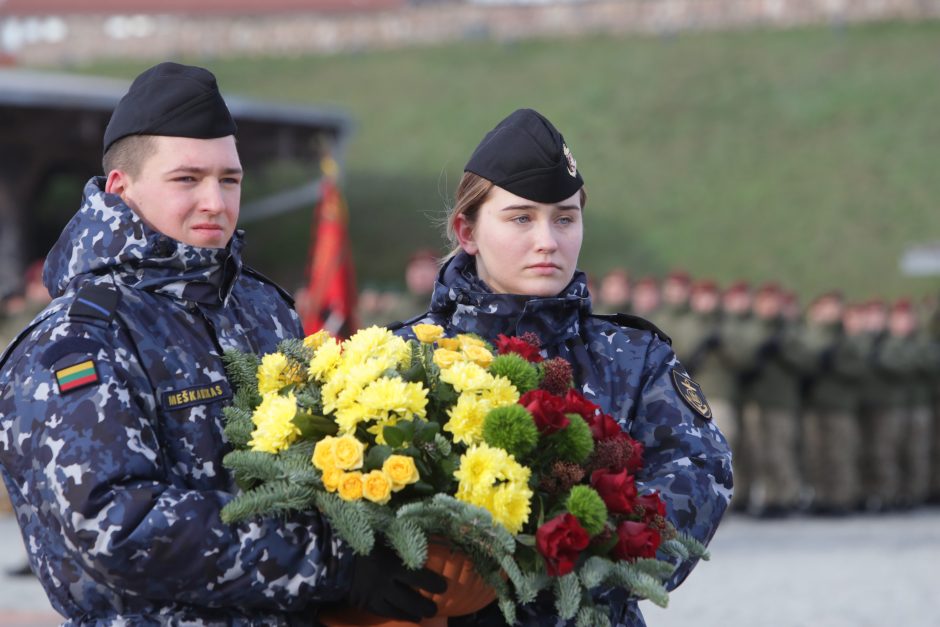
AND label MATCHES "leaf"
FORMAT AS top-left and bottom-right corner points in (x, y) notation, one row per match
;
(292, 412), (338, 438)
(364, 445), (393, 471)
(383, 425), (406, 448)
(515, 533), (537, 547)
